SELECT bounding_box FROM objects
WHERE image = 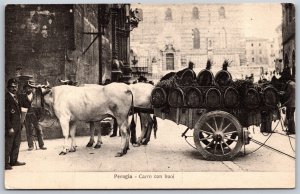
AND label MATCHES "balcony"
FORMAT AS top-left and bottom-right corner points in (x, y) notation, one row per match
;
(131, 66), (149, 74)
